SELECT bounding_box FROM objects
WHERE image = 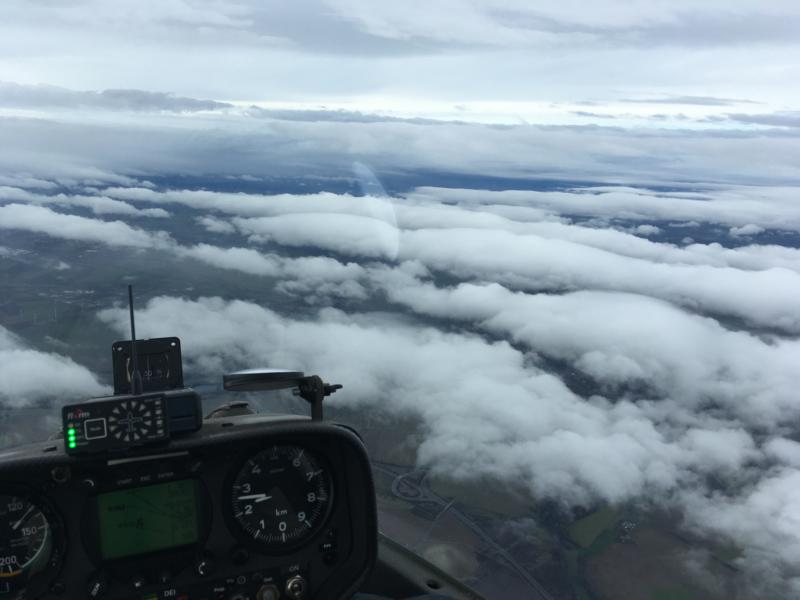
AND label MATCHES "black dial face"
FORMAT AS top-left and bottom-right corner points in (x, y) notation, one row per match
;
(0, 495), (53, 593)
(229, 446), (332, 550)
(108, 398), (164, 443)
